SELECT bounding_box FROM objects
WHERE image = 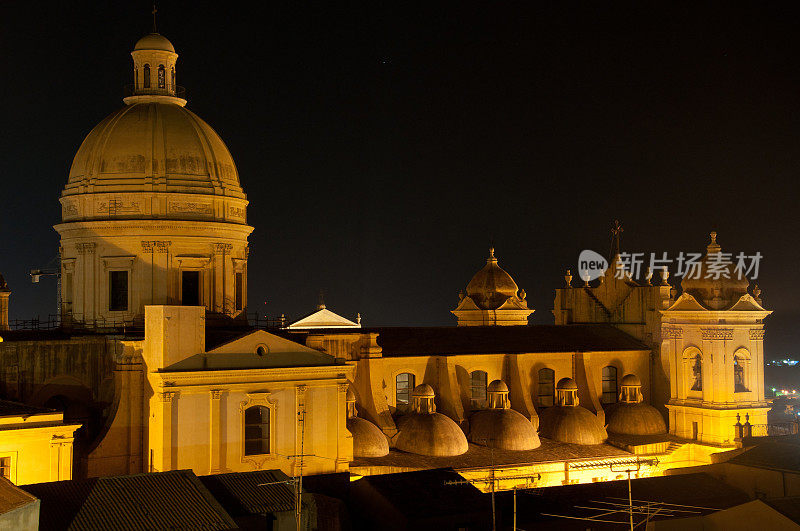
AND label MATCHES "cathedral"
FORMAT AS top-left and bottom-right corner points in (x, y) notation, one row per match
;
(0, 29), (772, 489)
